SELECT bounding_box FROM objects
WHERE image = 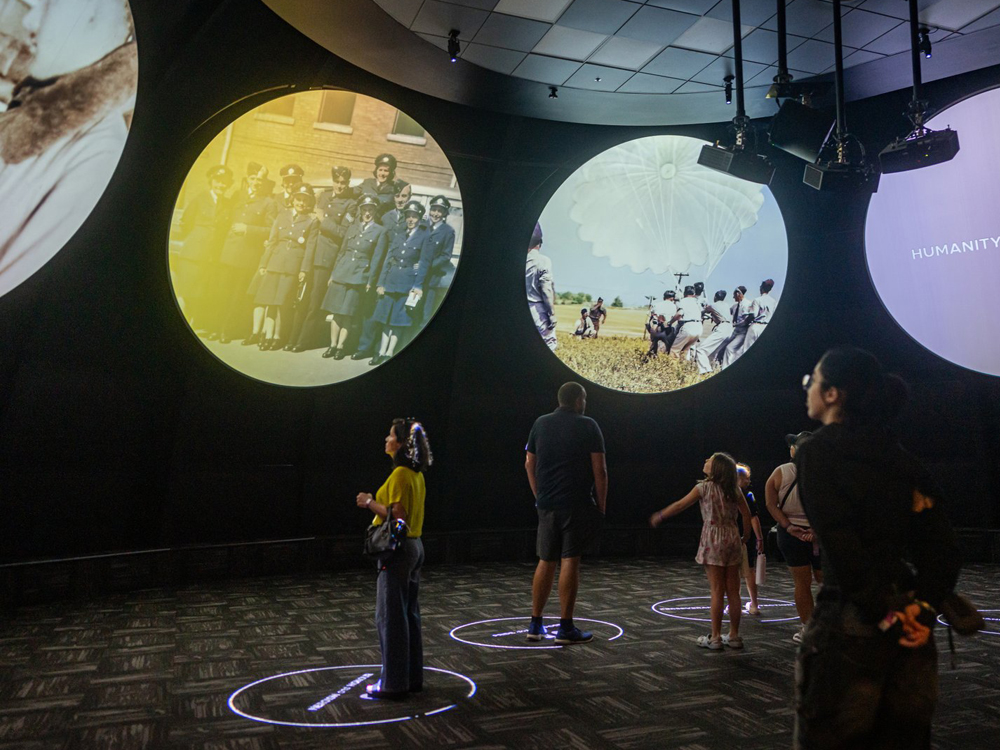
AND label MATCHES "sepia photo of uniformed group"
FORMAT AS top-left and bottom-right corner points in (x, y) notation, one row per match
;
(167, 90), (463, 386)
